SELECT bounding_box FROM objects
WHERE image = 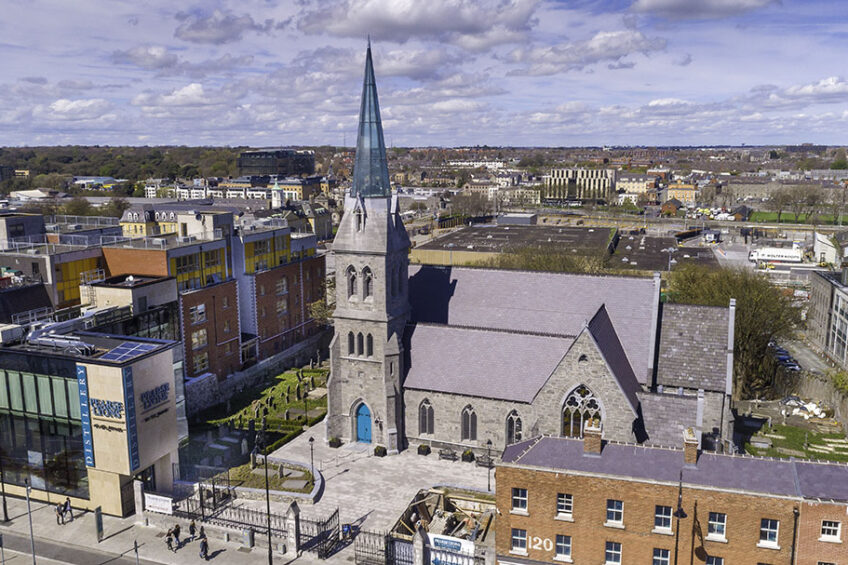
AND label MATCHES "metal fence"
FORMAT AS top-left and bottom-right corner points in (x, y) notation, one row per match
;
(300, 507), (340, 559)
(173, 495), (287, 538)
(354, 531), (485, 565)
